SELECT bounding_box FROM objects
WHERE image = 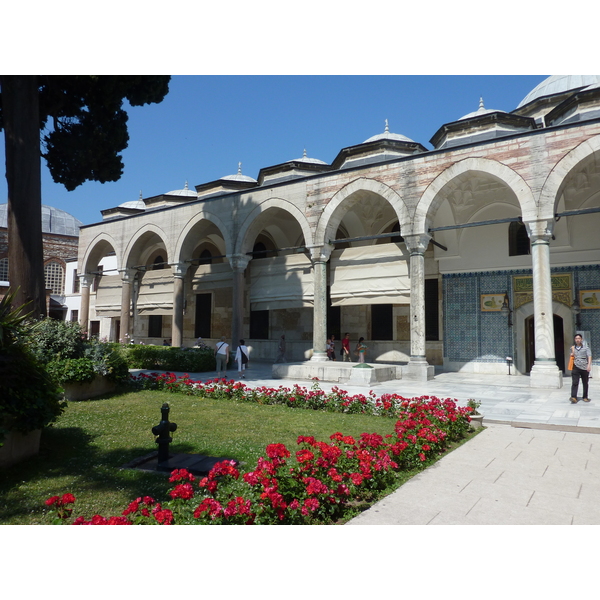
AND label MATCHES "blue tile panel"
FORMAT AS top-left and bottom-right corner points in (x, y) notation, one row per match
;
(443, 265), (600, 365)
